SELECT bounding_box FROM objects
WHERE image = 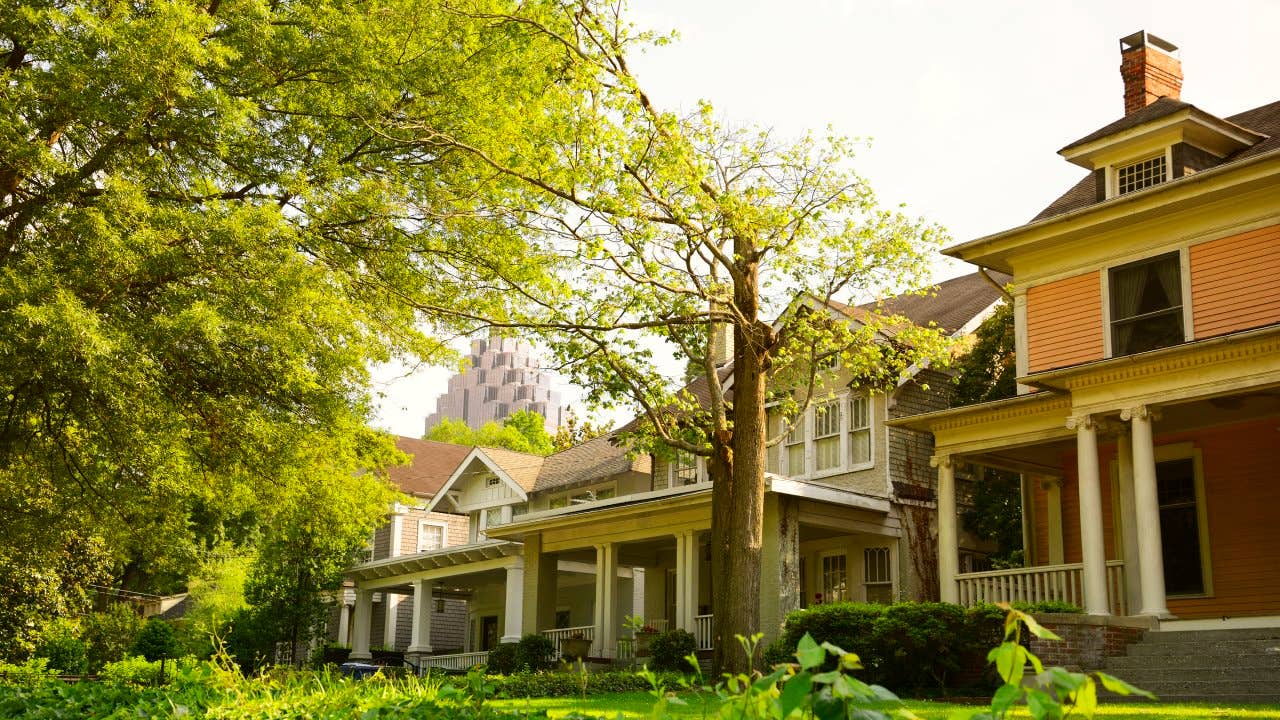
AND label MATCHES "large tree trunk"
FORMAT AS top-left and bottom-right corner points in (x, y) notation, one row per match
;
(713, 250), (769, 675)
(708, 440), (733, 673)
